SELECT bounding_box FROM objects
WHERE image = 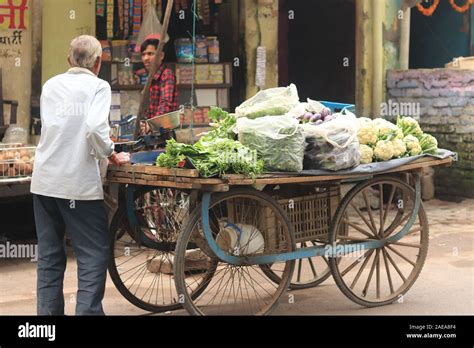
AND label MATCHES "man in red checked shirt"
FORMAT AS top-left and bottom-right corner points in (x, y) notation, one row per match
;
(138, 34), (179, 135)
